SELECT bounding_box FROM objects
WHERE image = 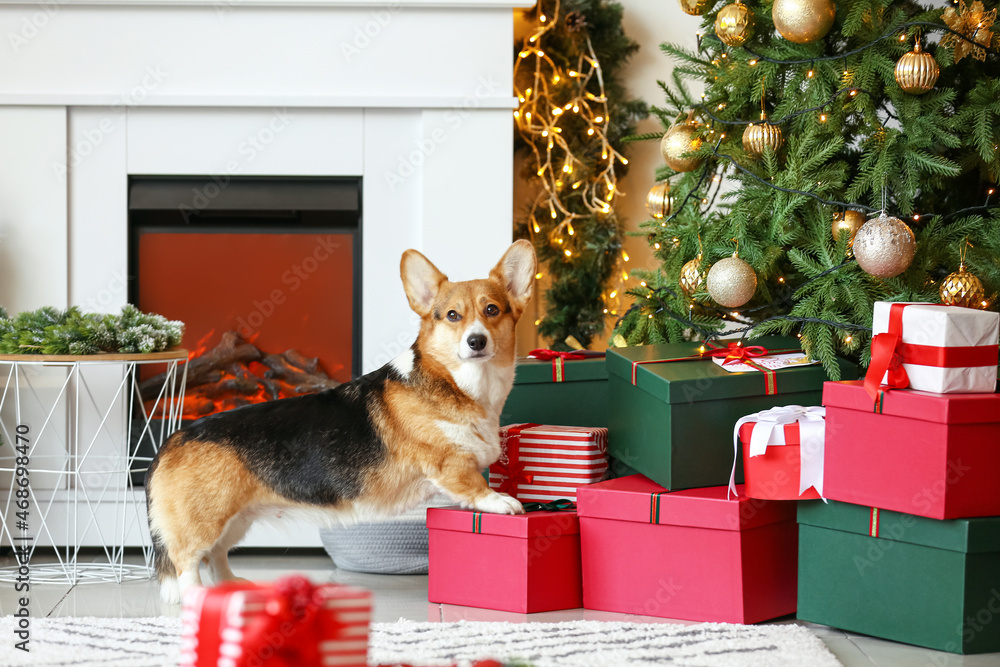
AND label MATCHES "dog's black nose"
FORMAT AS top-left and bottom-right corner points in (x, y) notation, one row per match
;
(467, 334), (487, 352)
